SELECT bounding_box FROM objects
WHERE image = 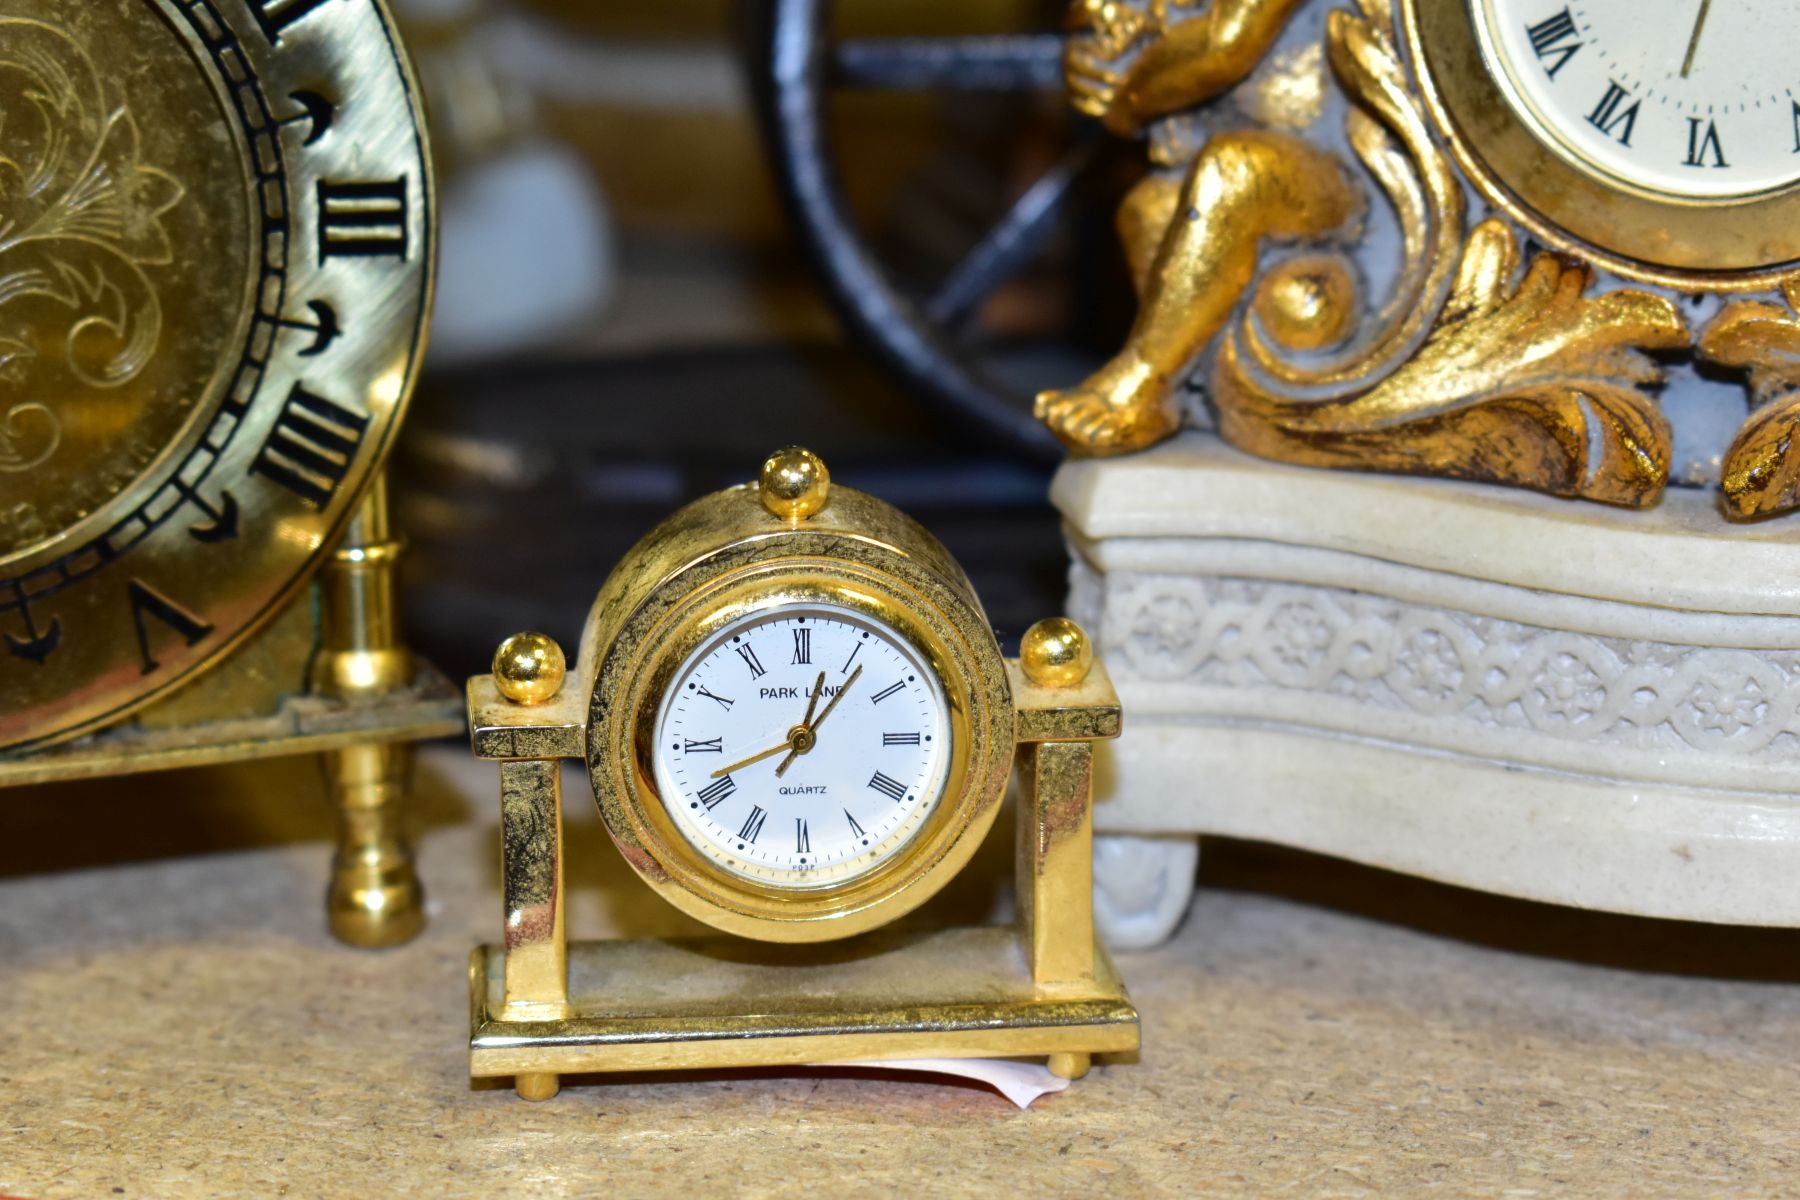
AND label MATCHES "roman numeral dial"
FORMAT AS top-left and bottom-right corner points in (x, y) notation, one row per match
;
(1483, 0), (1800, 200)
(0, 0), (434, 752)
(653, 605), (952, 888)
